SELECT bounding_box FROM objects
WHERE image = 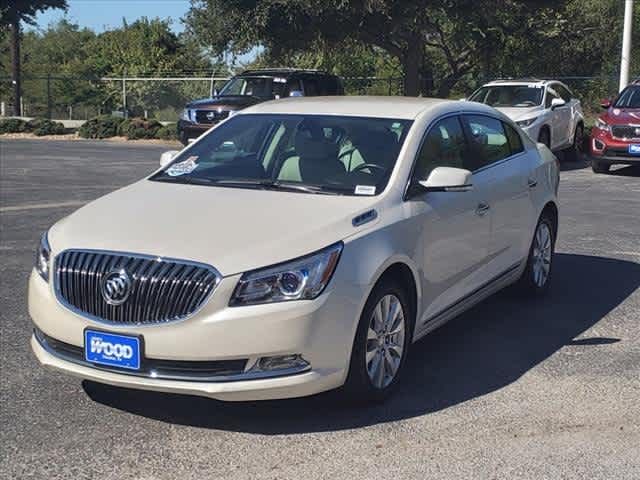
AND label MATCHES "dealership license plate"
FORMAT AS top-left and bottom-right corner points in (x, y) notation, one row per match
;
(84, 330), (141, 370)
(629, 144), (640, 155)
